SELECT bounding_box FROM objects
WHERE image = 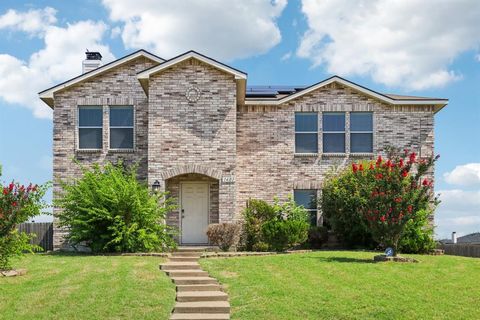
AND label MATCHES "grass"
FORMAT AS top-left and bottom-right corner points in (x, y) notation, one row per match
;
(200, 251), (480, 320)
(0, 253), (175, 320)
